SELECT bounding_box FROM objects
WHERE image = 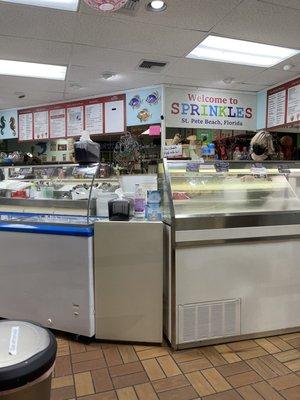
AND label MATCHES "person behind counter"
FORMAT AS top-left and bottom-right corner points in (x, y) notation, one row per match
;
(249, 130), (275, 161)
